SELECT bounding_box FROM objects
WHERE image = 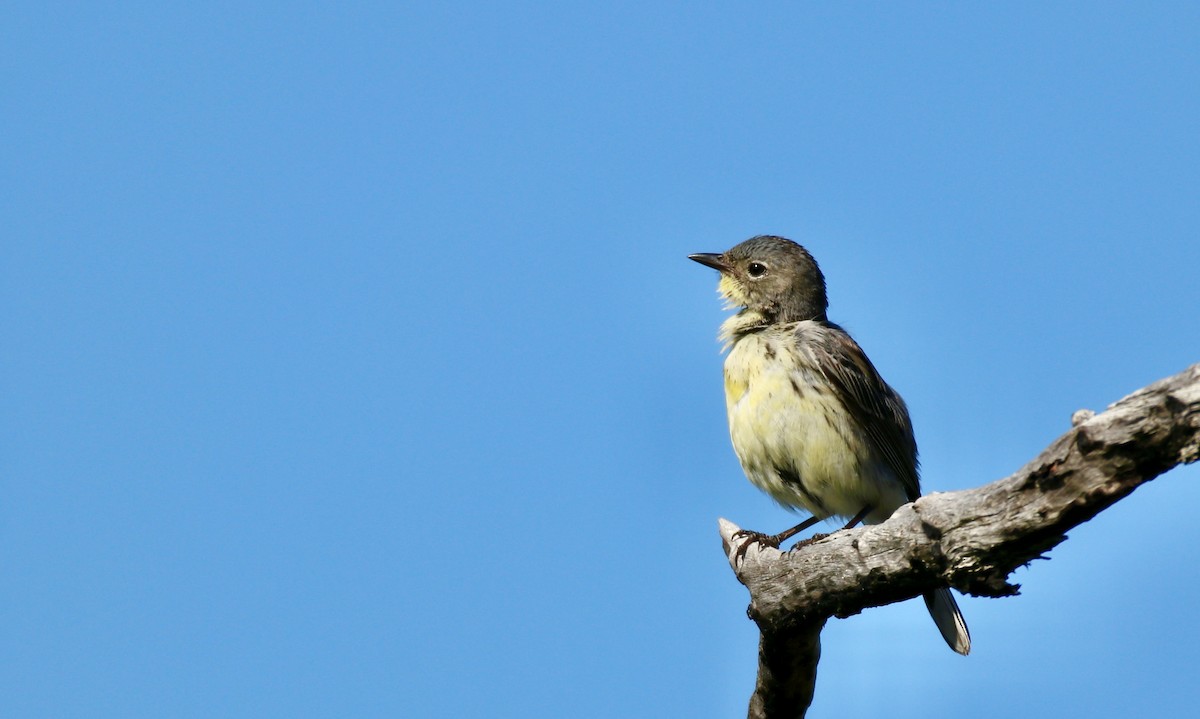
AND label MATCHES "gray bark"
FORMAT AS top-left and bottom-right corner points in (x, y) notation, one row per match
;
(720, 364), (1200, 719)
